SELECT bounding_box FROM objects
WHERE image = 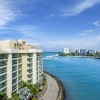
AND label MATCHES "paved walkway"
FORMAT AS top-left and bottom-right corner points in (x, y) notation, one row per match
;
(40, 74), (59, 100)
